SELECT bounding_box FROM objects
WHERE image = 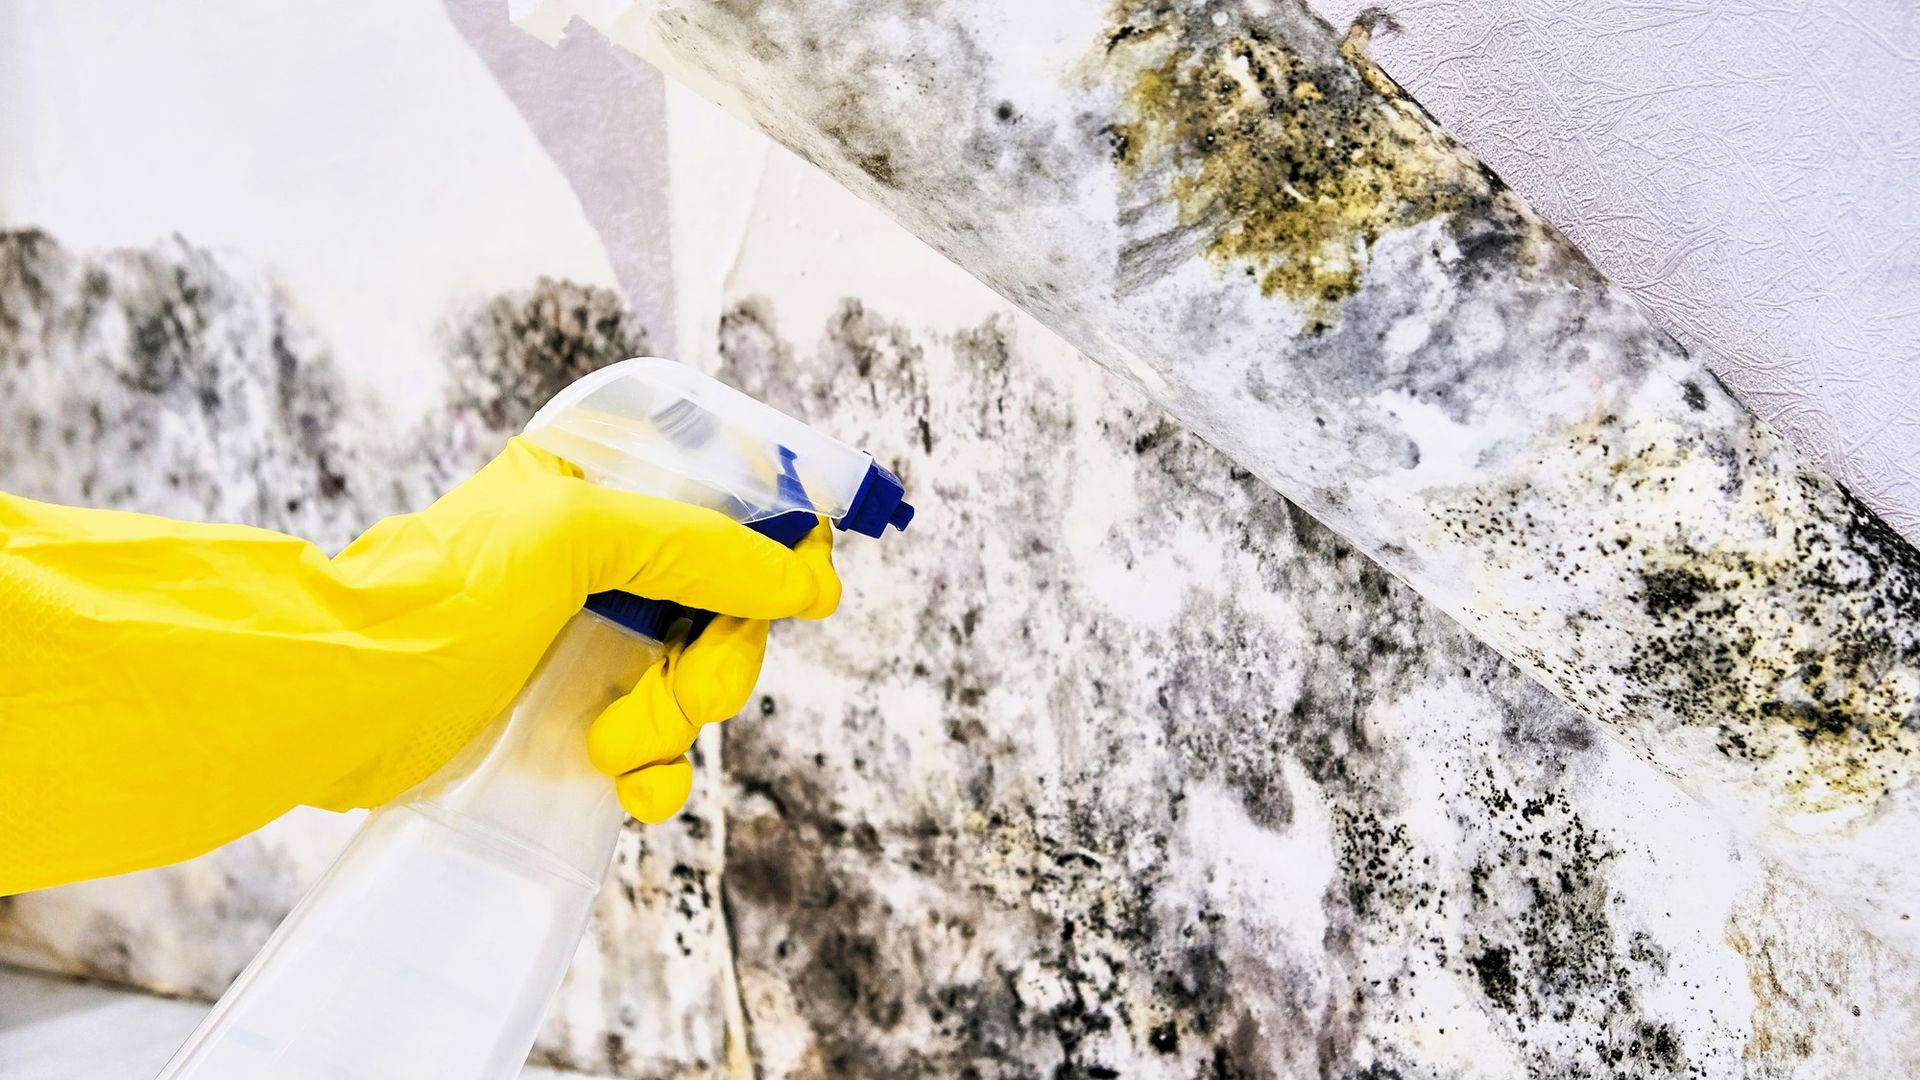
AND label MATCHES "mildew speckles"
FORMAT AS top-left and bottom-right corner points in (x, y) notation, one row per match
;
(1449, 774), (1685, 1078)
(629, 0), (1920, 962)
(1136, 482), (1422, 835)
(1100, 3), (1495, 326)
(1317, 705), (1699, 1078)
(720, 300), (1314, 1075)
(1433, 402), (1920, 817)
(1623, 492), (1920, 810)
